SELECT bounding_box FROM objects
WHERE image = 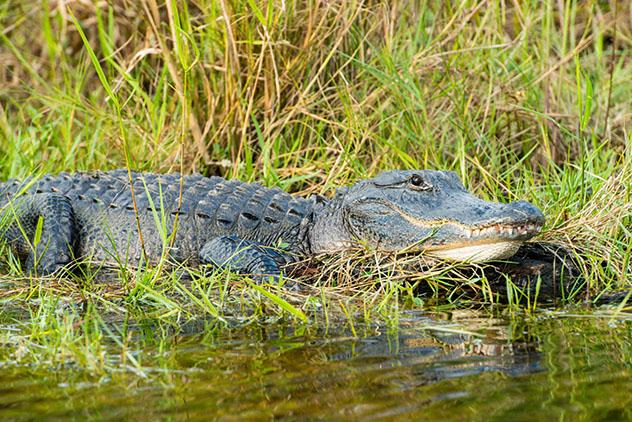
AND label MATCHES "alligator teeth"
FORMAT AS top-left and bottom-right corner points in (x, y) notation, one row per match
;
(464, 223), (541, 239)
